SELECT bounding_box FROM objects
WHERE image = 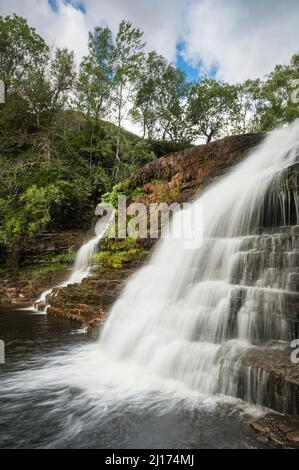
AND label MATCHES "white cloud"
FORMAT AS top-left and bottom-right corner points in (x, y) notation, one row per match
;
(0, 0), (89, 61)
(0, 0), (187, 64)
(79, 0), (189, 61)
(184, 0), (299, 82)
(0, 0), (298, 83)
